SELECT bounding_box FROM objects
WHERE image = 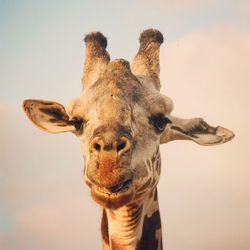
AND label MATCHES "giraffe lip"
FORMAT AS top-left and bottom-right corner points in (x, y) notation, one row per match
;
(92, 179), (133, 196)
(91, 181), (134, 209)
(107, 179), (132, 193)
(86, 177), (133, 196)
